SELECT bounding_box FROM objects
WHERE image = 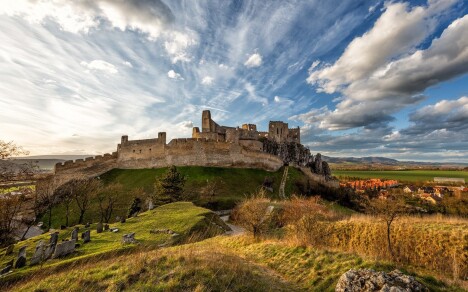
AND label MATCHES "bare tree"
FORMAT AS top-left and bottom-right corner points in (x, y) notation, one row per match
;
(72, 179), (101, 224)
(0, 140), (29, 160)
(368, 197), (408, 259)
(0, 193), (25, 246)
(97, 183), (122, 223)
(35, 176), (60, 229)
